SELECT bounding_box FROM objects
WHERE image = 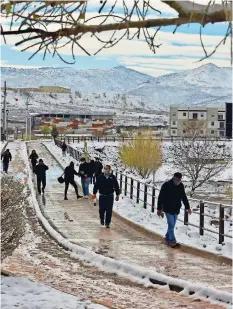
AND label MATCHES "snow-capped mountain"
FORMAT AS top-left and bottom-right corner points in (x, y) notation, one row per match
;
(124, 63), (232, 107)
(1, 65), (155, 94)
